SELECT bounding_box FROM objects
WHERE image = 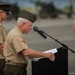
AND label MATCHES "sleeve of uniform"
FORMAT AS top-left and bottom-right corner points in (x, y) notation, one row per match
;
(0, 26), (3, 43)
(12, 35), (28, 54)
